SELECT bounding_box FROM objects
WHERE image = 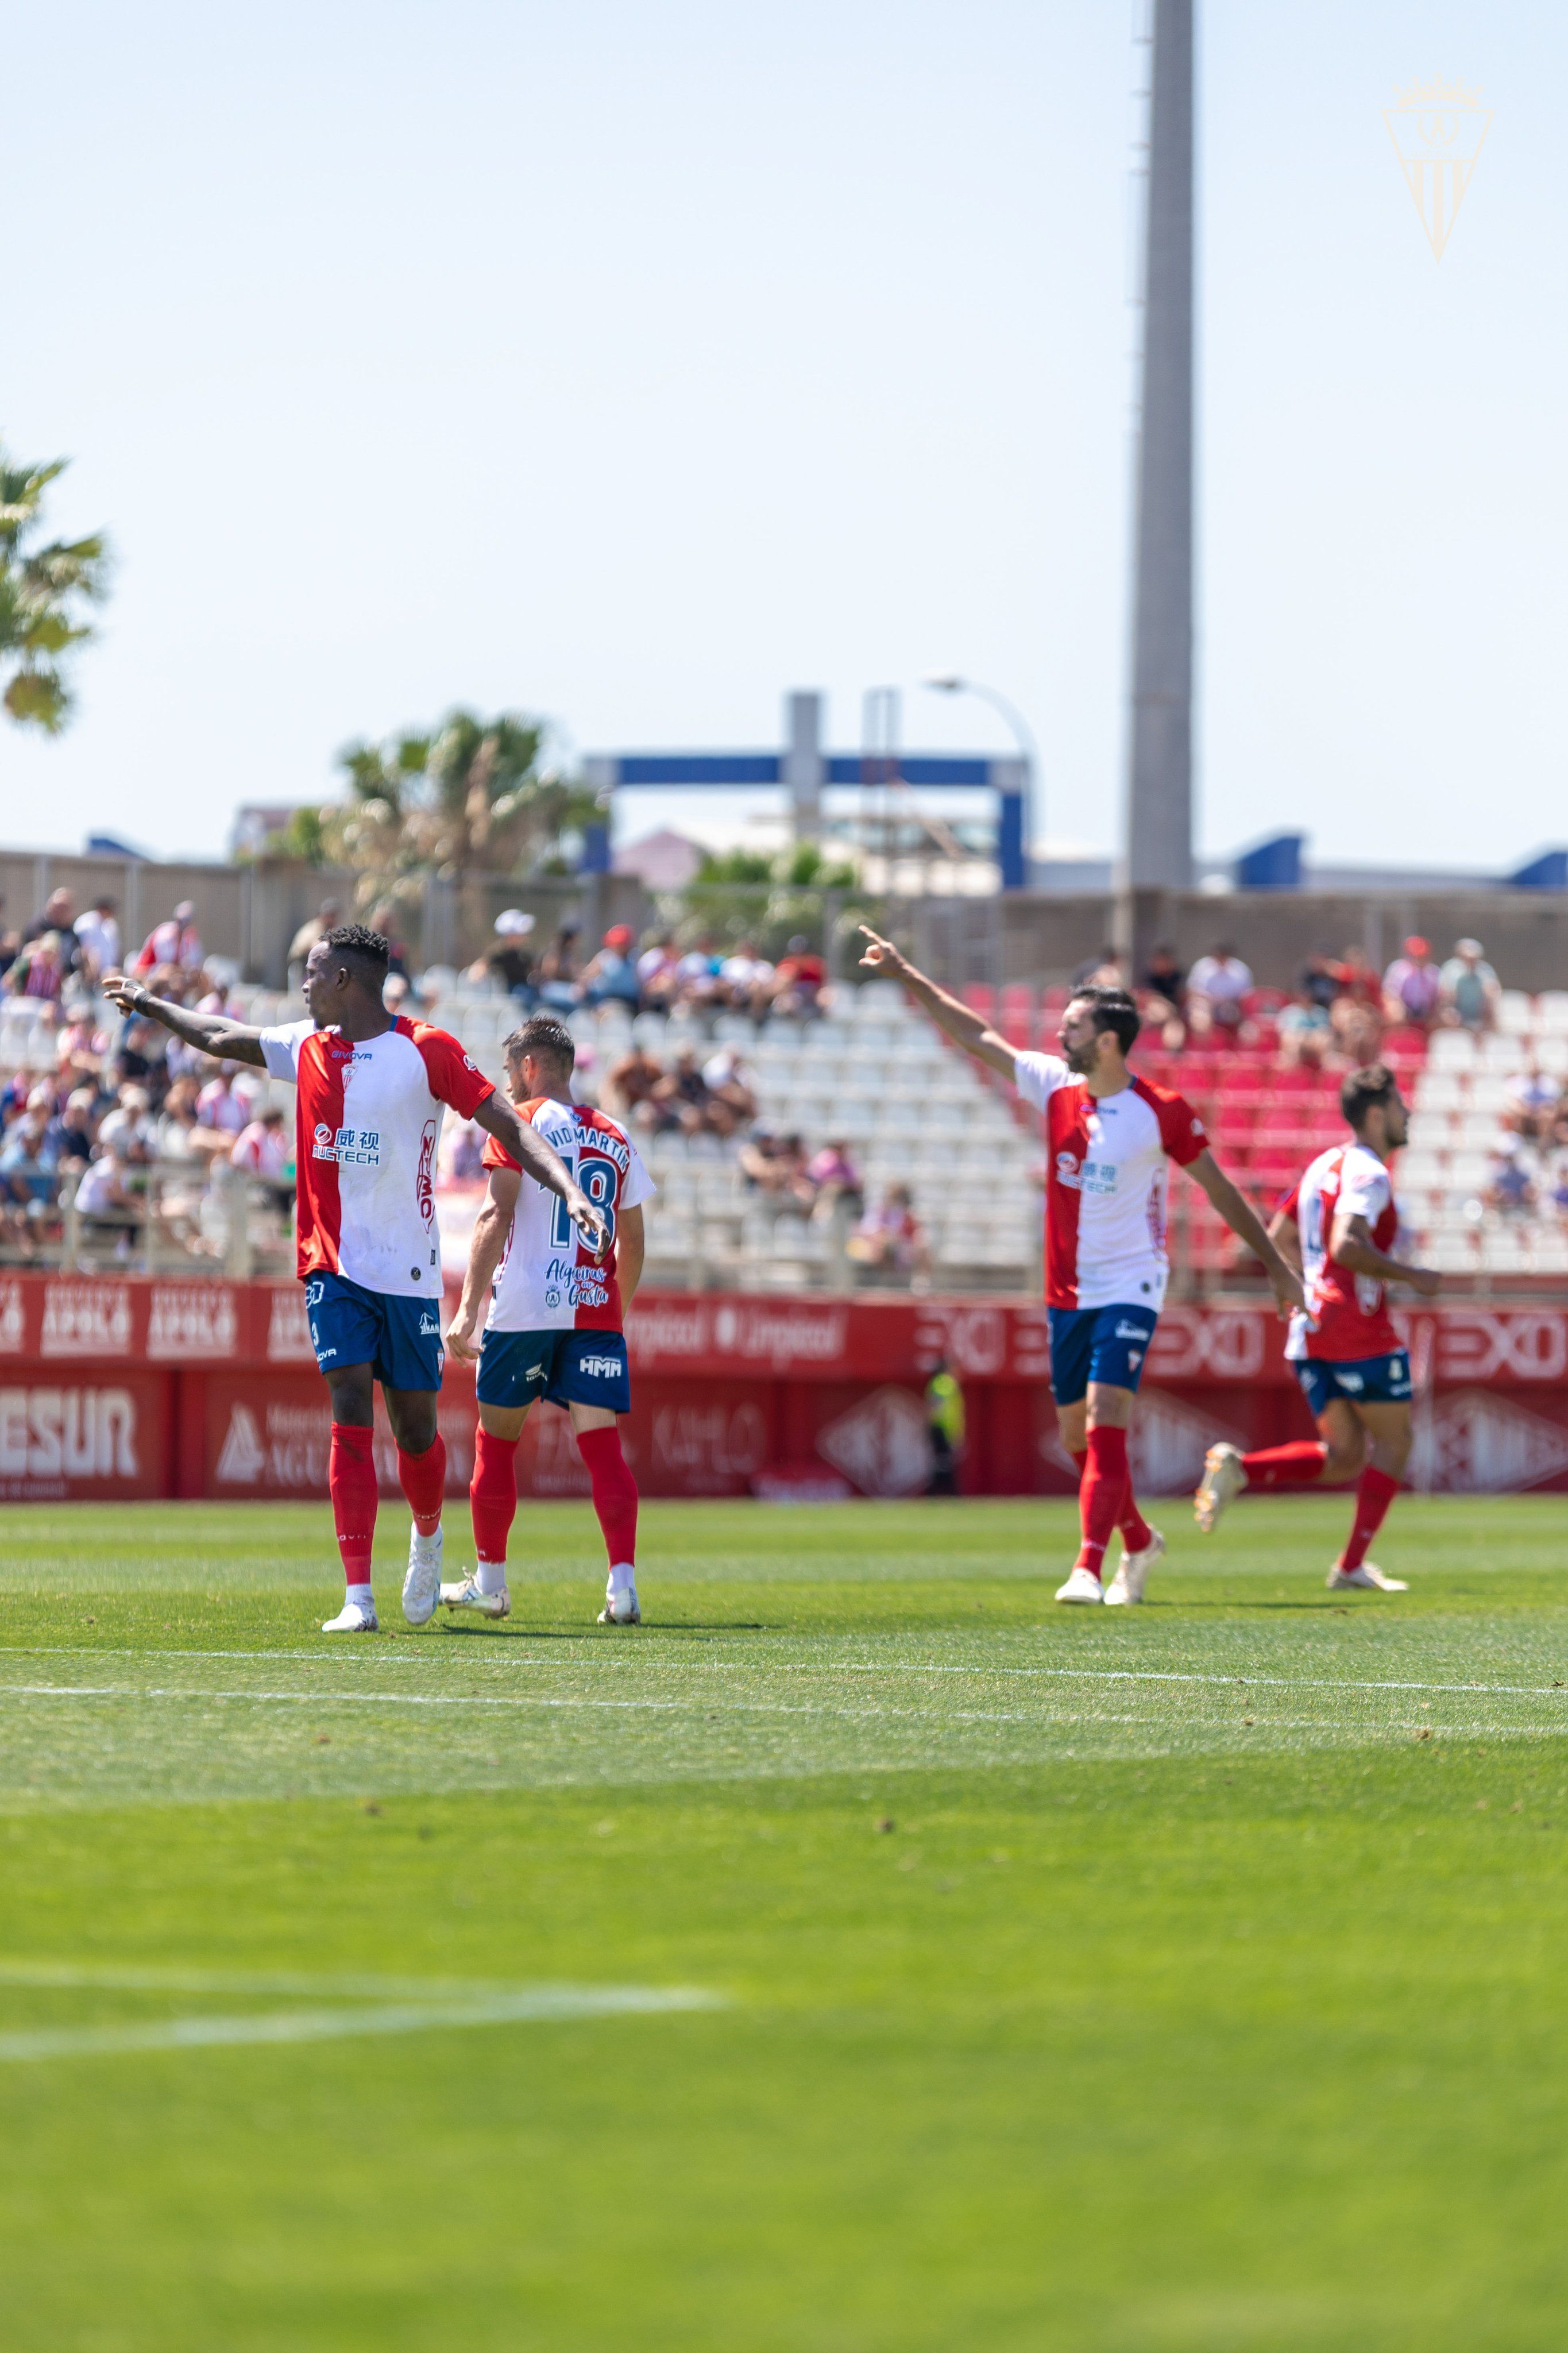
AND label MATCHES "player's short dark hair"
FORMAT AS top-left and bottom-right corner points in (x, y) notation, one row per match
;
(503, 1013), (576, 1073)
(1069, 986), (1141, 1056)
(1341, 1062), (1399, 1130)
(319, 923), (389, 985)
